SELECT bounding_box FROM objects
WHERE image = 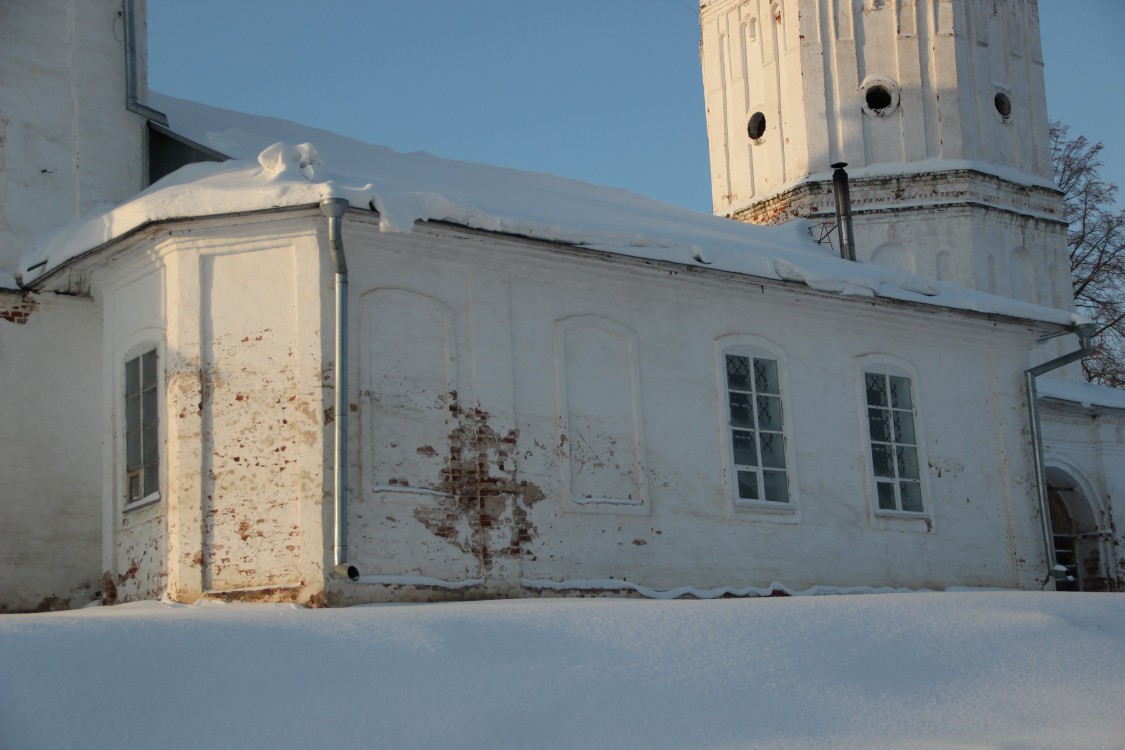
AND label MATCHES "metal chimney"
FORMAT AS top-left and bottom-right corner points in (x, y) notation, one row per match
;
(831, 162), (857, 261)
